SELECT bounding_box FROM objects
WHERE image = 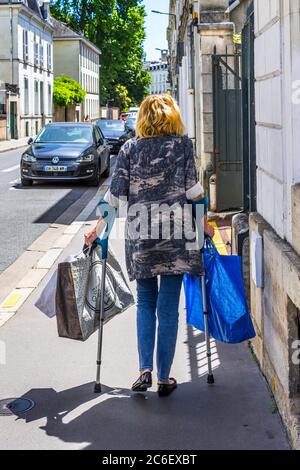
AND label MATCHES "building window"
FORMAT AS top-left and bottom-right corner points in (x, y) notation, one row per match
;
(35, 120), (39, 135)
(23, 30), (28, 62)
(34, 81), (39, 115)
(40, 81), (44, 114)
(25, 121), (29, 137)
(24, 78), (29, 115)
(40, 42), (44, 68)
(34, 36), (39, 67)
(0, 94), (5, 114)
(47, 44), (52, 71)
(48, 84), (52, 116)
